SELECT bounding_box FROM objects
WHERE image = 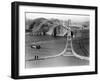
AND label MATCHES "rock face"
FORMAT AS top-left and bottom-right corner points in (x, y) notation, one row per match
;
(26, 18), (69, 36)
